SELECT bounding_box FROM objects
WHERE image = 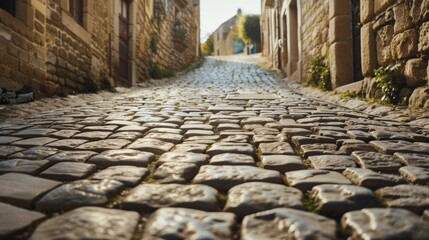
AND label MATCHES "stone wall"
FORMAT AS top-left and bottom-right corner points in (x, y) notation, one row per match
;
(135, 0), (200, 80)
(45, 0), (111, 96)
(0, 0), (200, 99)
(0, 0), (47, 97)
(361, 0), (429, 107)
(300, 0), (329, 81)
(261, 3), (278, 68)
(213, 10), (239, 56)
